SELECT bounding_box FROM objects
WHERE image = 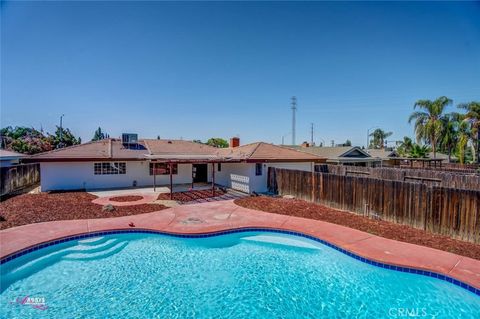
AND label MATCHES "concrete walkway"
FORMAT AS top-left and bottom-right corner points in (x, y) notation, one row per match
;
(1, 200), (479, 292)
